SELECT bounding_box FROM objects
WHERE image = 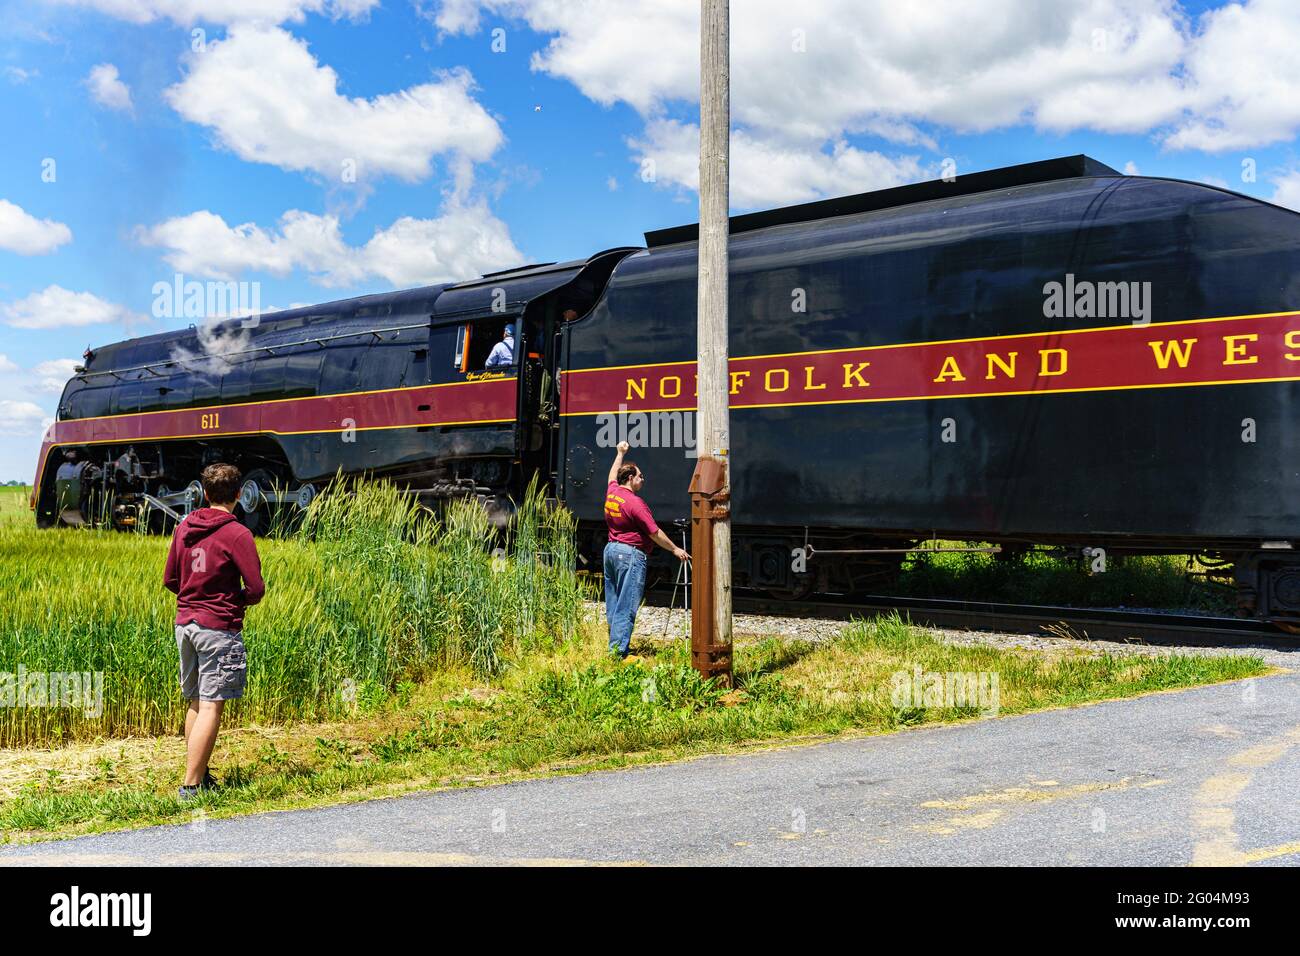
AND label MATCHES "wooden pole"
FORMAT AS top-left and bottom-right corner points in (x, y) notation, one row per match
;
(689, 0), (733, 686)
